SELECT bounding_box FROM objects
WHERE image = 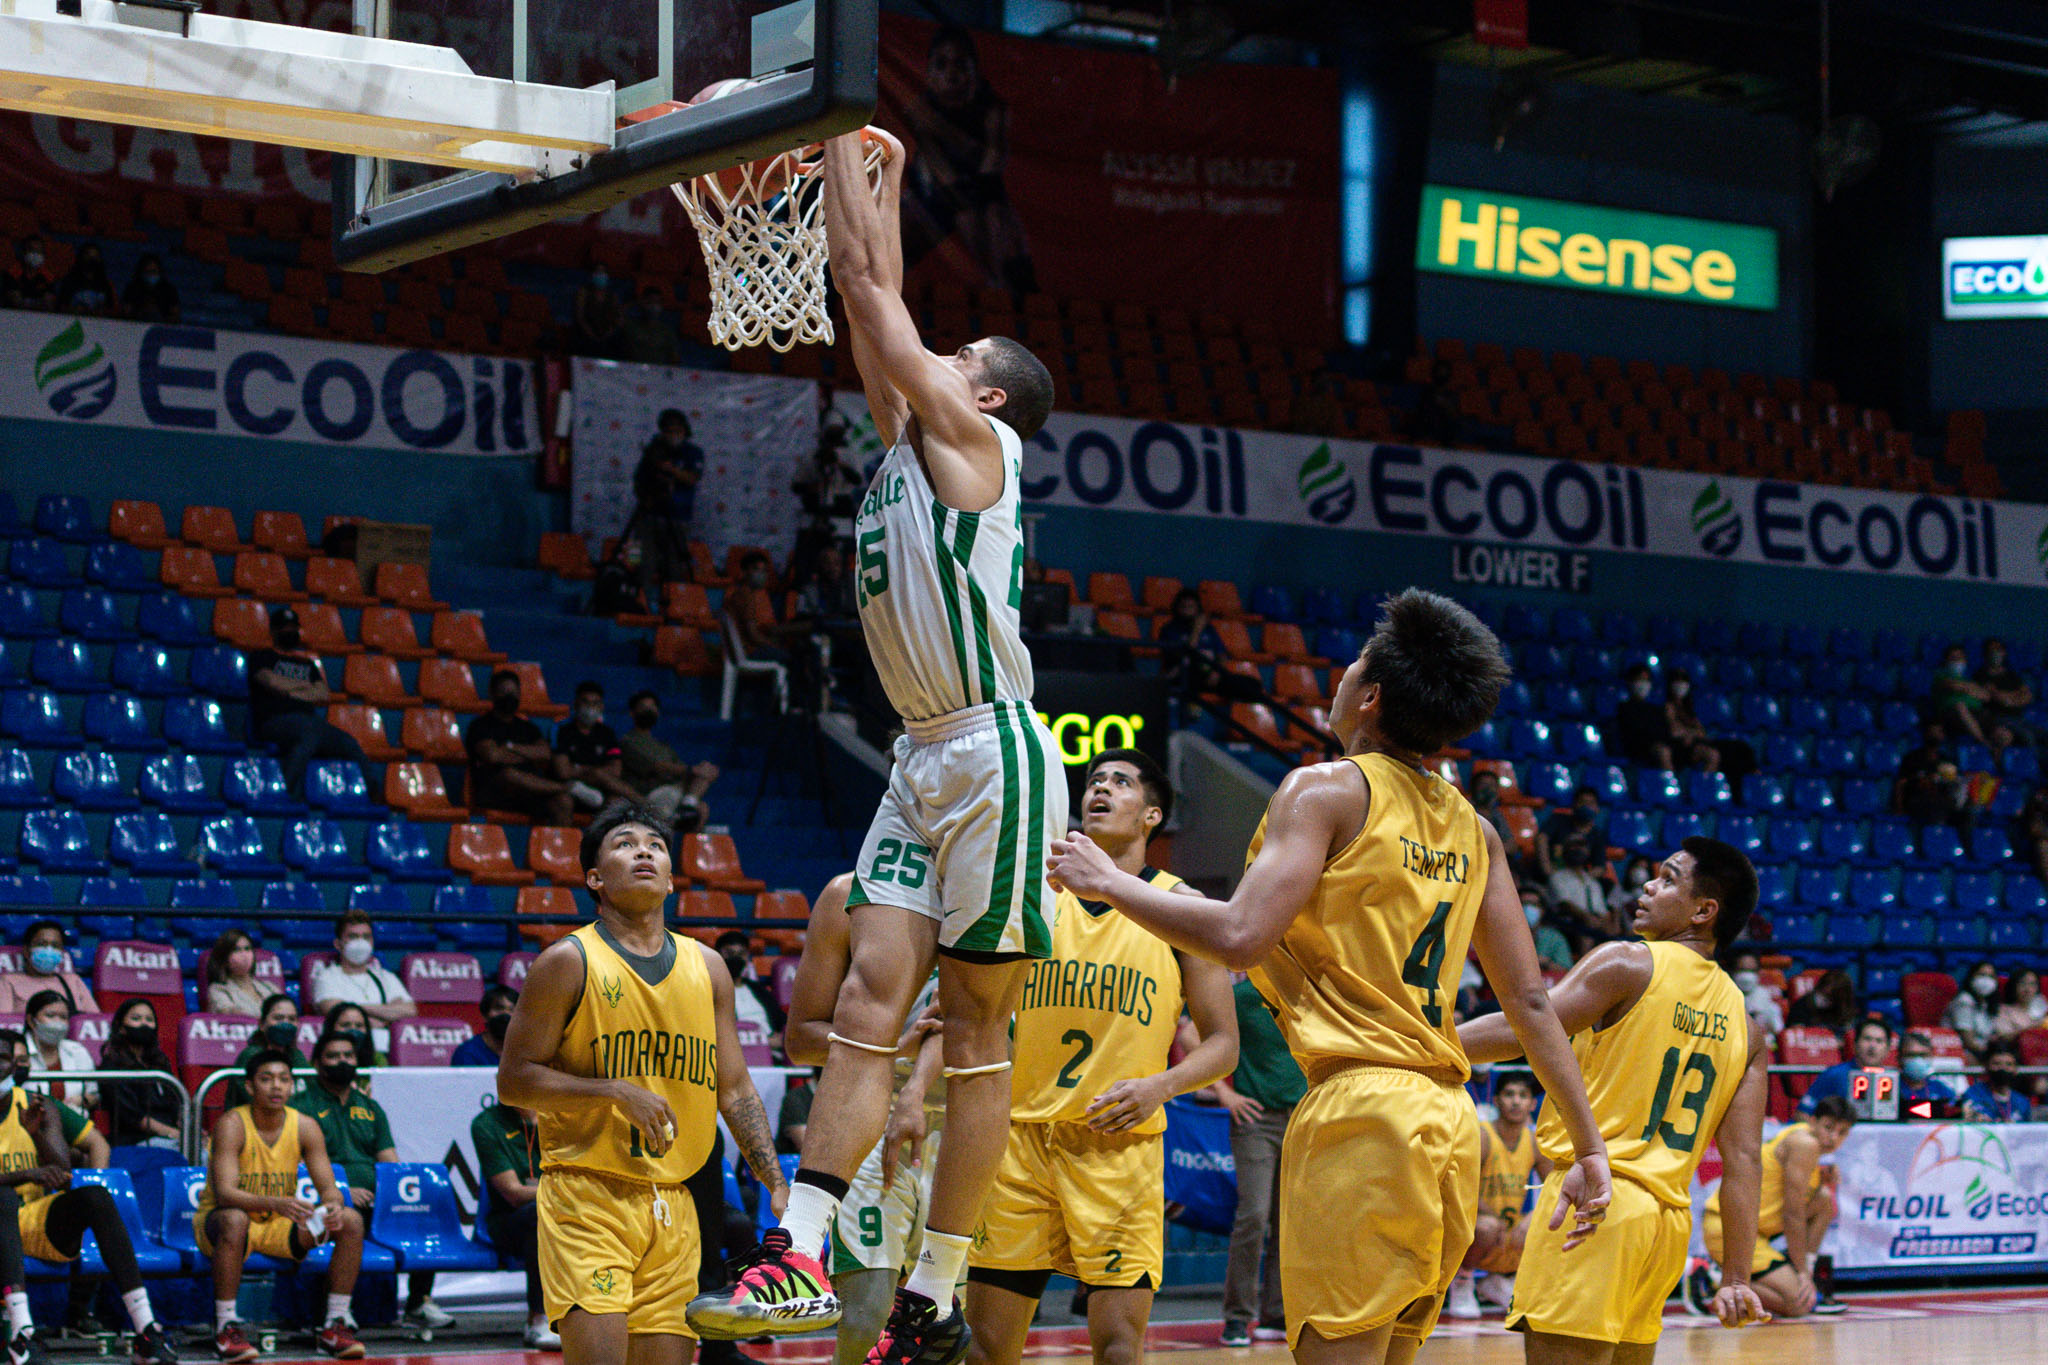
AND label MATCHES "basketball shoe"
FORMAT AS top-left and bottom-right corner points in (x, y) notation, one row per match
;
(688, 1229), (841, 1338)
(864, 1290), (970, 1365)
